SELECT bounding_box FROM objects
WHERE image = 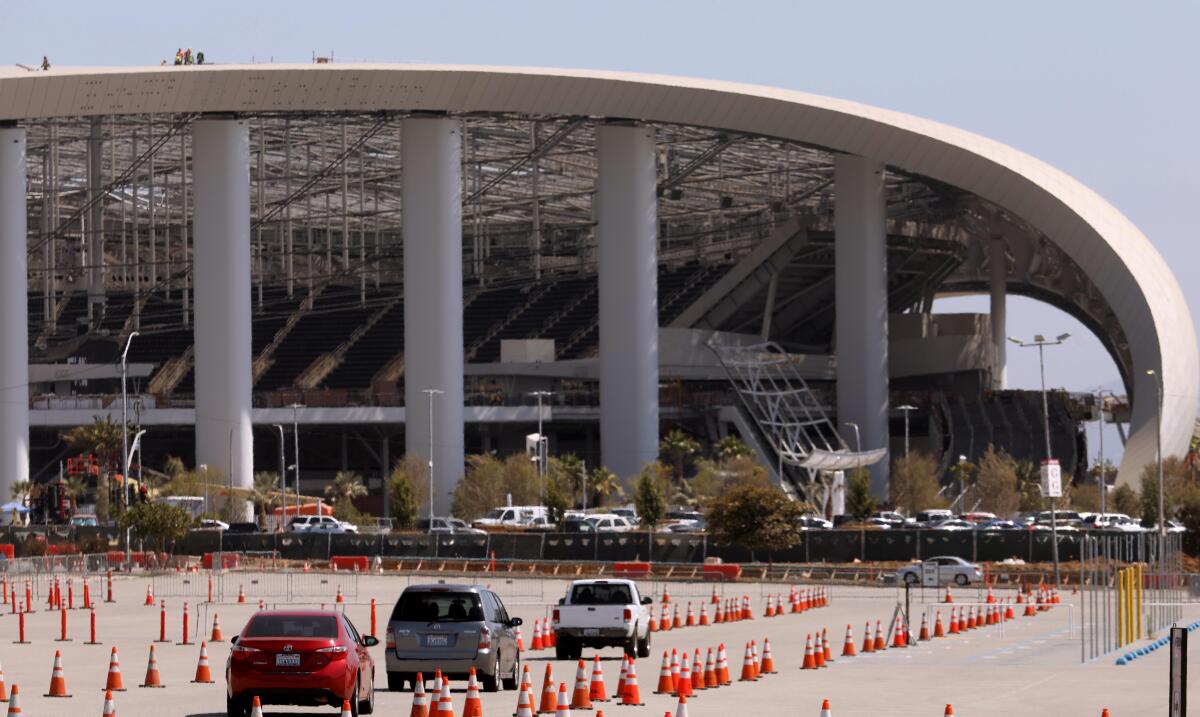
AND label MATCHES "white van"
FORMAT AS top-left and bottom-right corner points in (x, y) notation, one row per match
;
(472, 506), (549, 528)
